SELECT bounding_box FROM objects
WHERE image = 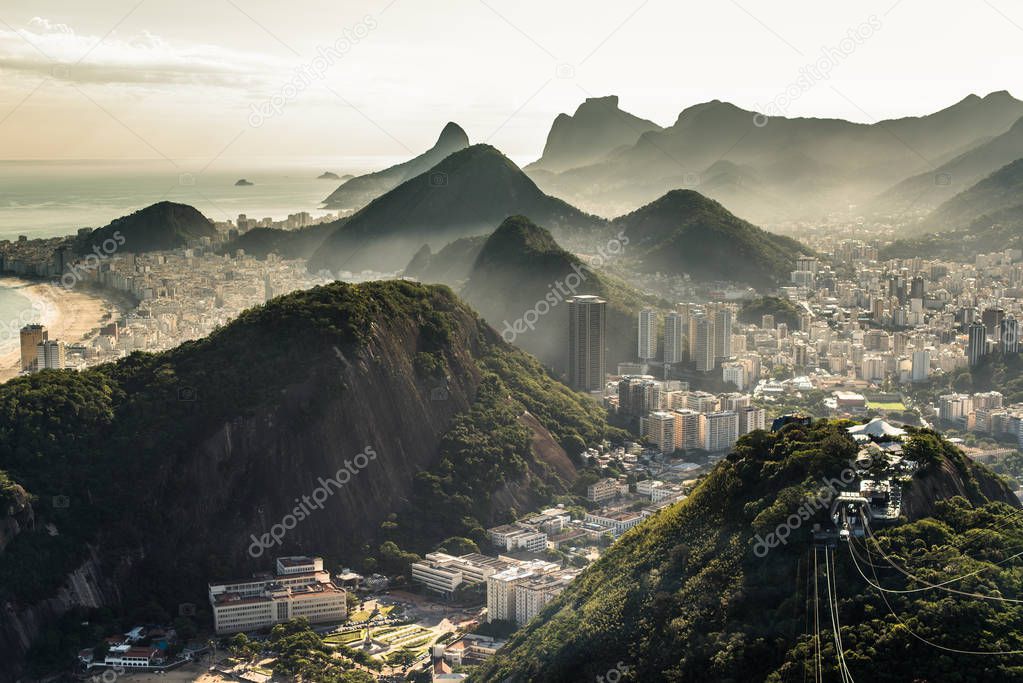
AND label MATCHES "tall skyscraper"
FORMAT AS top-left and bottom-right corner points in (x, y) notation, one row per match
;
(664, 312), (684, 364)
(20, 324), (47, 371)
(982, 308), (1005, 337)
(713, 308), (732, 361)
(568, 295), (606, 392)
(909, 276), (926, 300)
(690, 315), (715, 372)
(967, 321), (988, 367)
(1001, 317), (1020, 353)
(911, 348), (930, 382)
(36, 340), (66, 370)
(638, 309), (657, 361)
